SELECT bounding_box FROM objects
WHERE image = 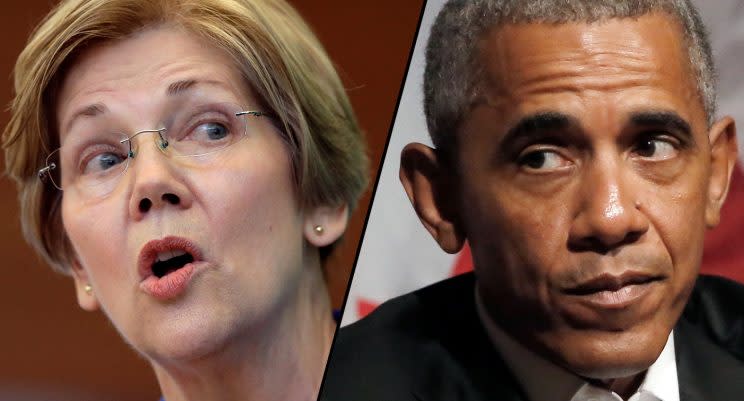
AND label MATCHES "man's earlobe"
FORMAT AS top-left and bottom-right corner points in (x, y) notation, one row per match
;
(69, 258), (100, 312)
(400, 143), (465, 253)
(705, 116), (738, 227)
